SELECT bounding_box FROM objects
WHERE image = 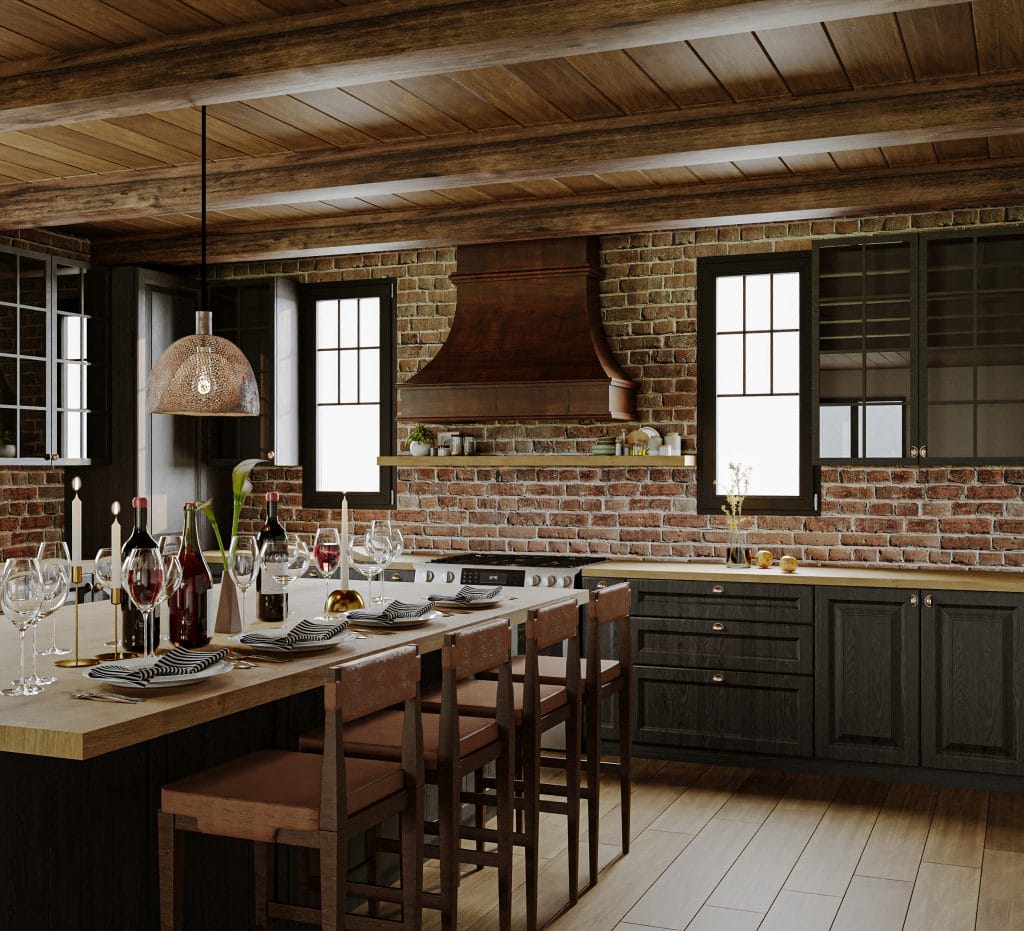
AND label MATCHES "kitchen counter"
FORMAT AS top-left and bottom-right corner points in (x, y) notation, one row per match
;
(583, 559), (1024, 593)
